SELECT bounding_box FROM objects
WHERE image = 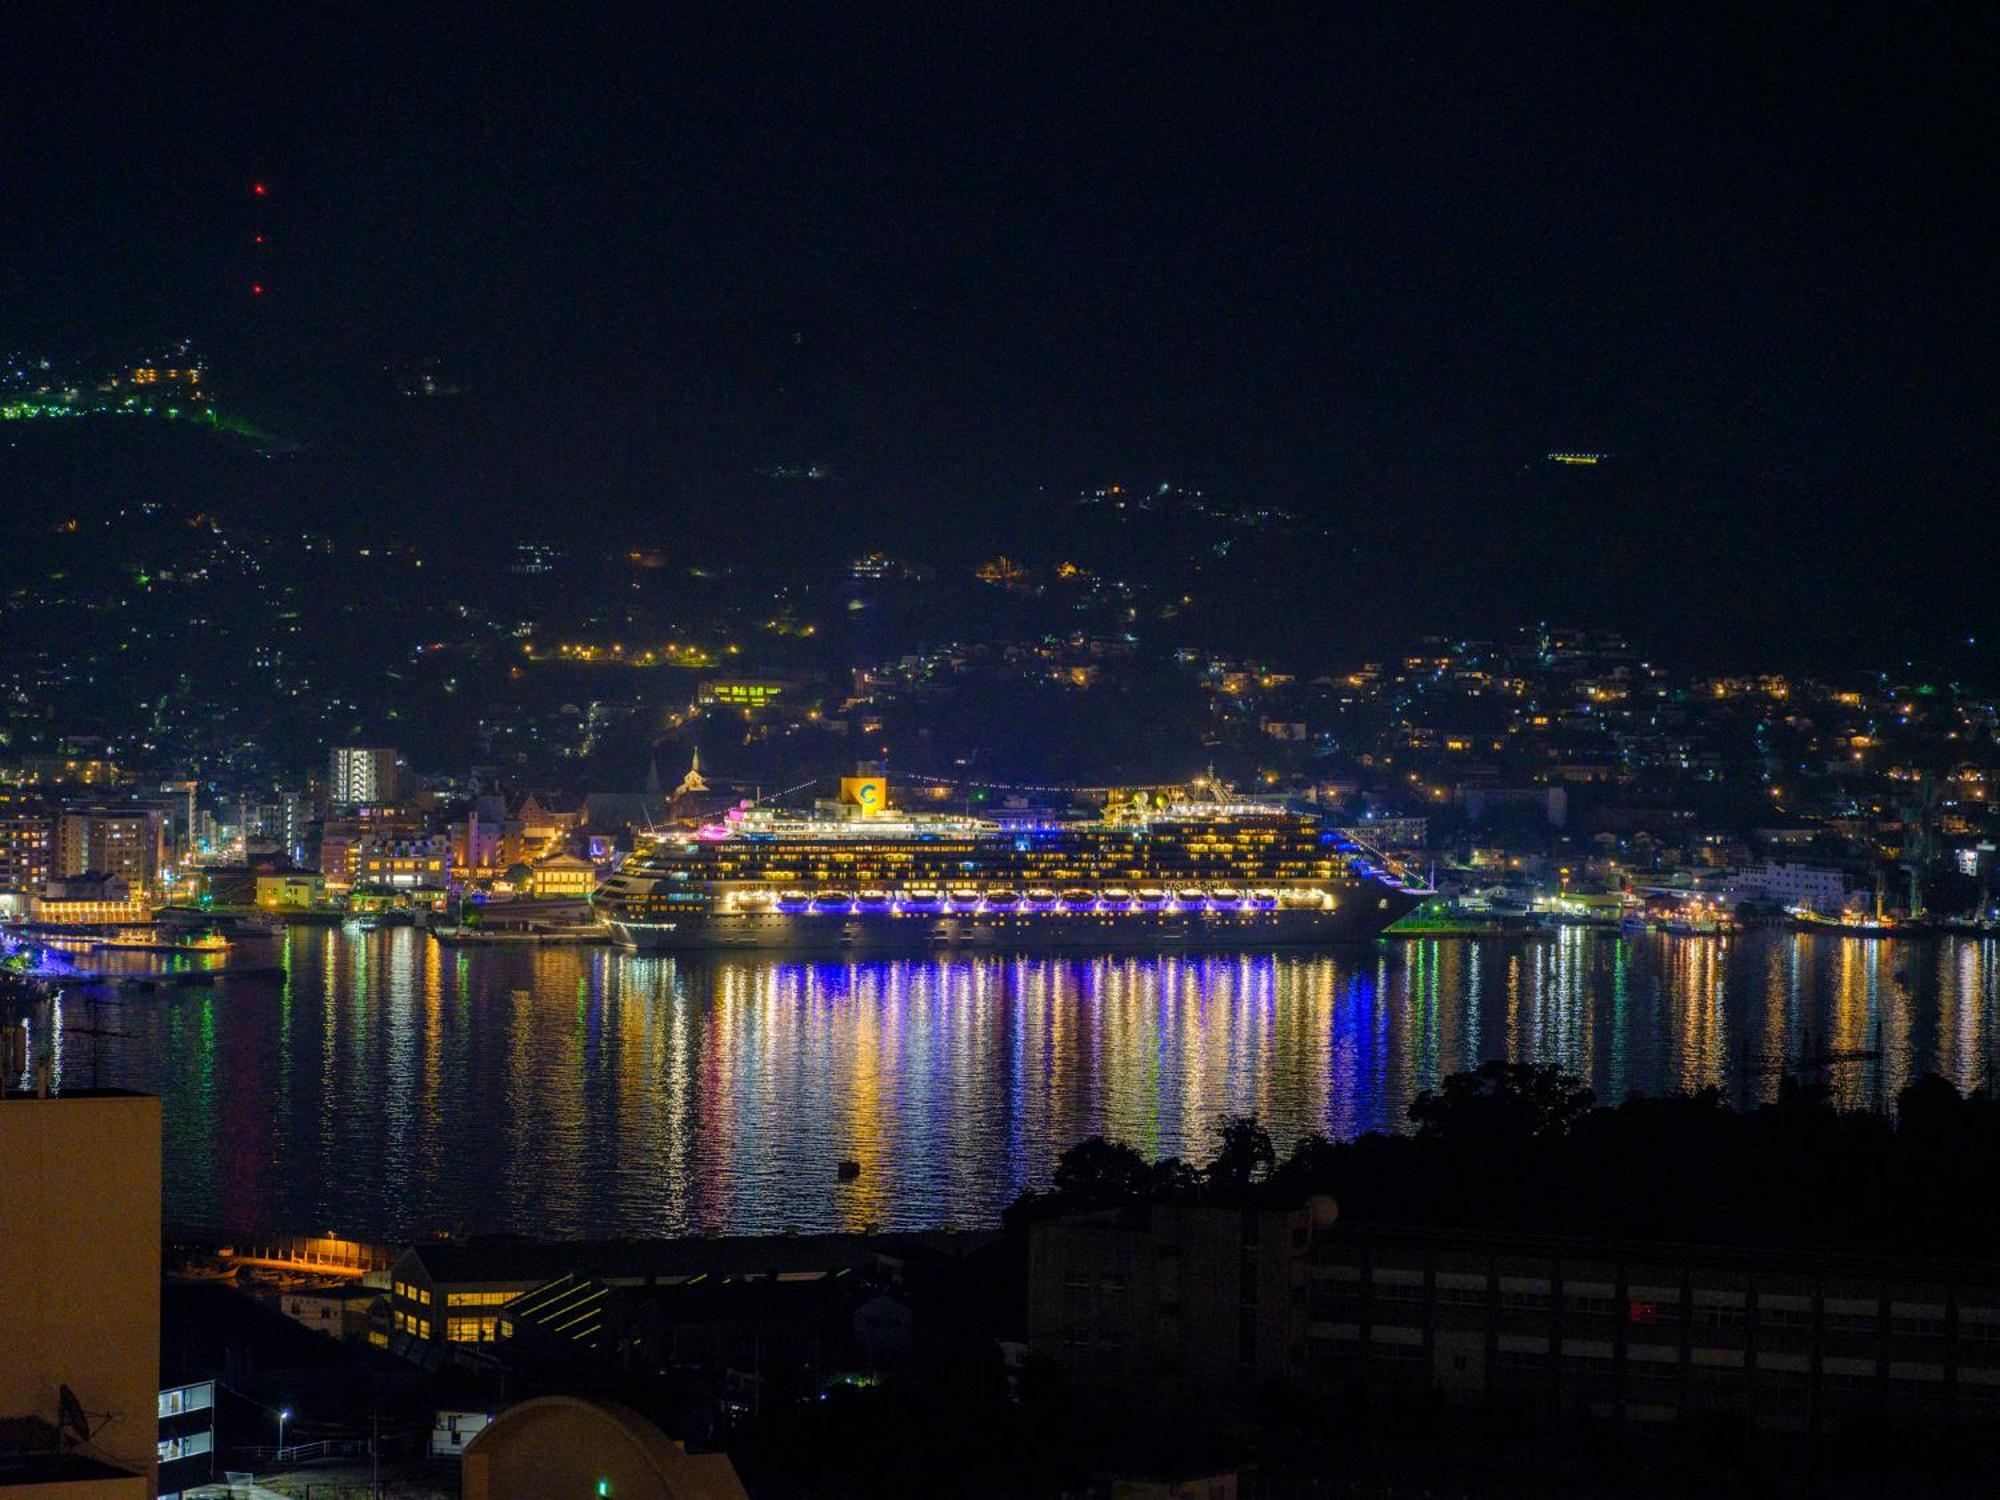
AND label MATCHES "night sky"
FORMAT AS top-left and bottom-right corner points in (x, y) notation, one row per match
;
(5, 7), (1995, 664)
